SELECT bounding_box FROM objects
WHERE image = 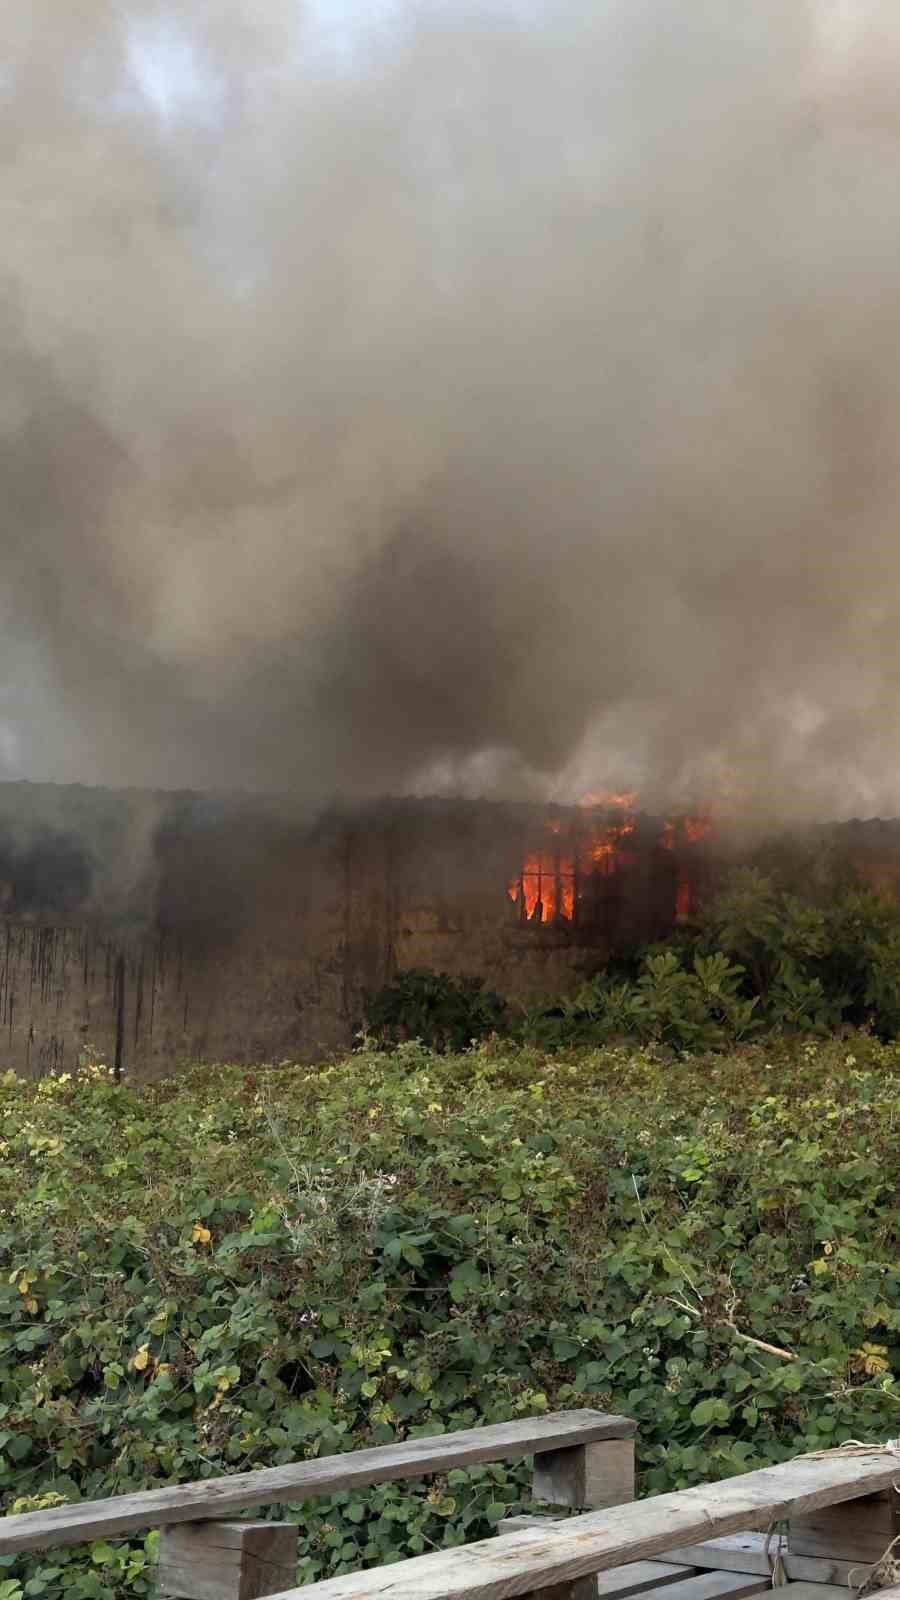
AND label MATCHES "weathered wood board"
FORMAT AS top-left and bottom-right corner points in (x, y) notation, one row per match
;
(158, 1520), (297, 1600)
(789, 1488), (900, 1563)
(661, 1533), (857, 1586)
(630, 1573), (769, 1600)
(0, 1410), (632, 1555)
(279, 1447), (900, 1600)
(496, 1542), (697, 1600)
(534, 1440), (635, 1511)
